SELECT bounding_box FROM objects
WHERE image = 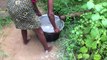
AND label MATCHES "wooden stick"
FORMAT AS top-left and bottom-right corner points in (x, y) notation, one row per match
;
(59, 10), (91, 20)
